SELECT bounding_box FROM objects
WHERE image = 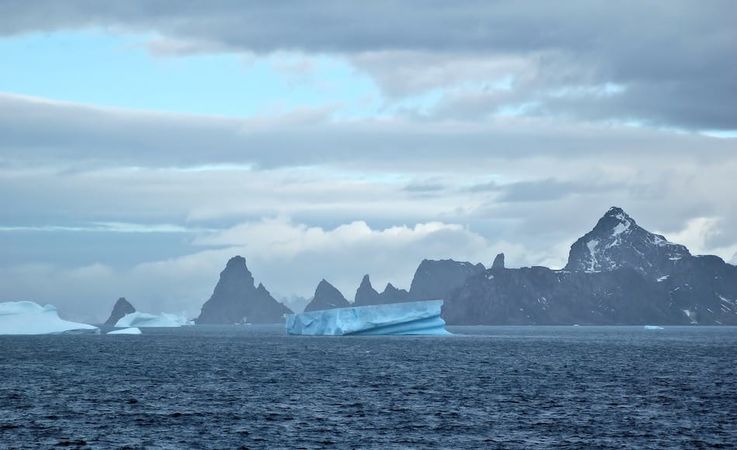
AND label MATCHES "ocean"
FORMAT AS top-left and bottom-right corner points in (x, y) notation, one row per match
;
(1, 326), (736, 449)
